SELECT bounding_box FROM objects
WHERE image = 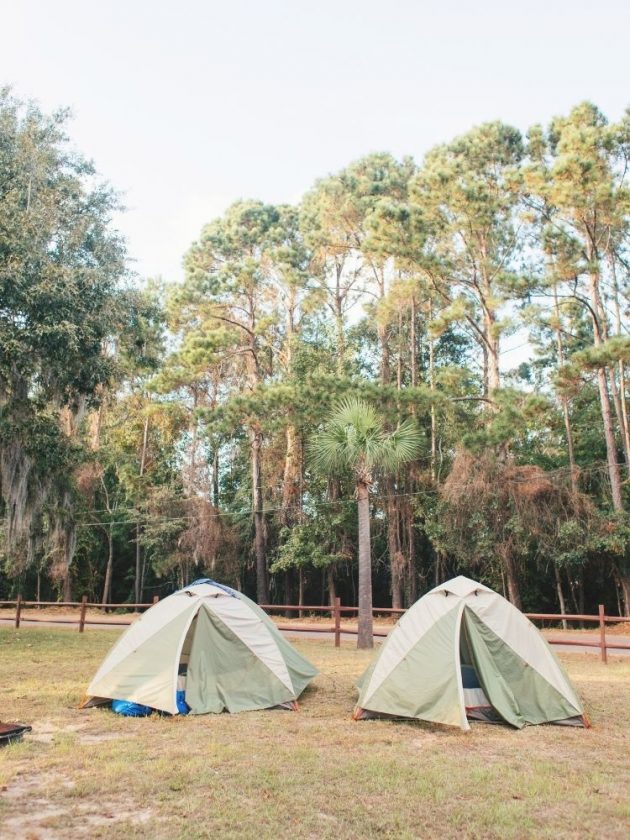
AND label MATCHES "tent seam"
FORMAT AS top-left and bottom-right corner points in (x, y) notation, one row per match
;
(454, 602), (470, 731)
